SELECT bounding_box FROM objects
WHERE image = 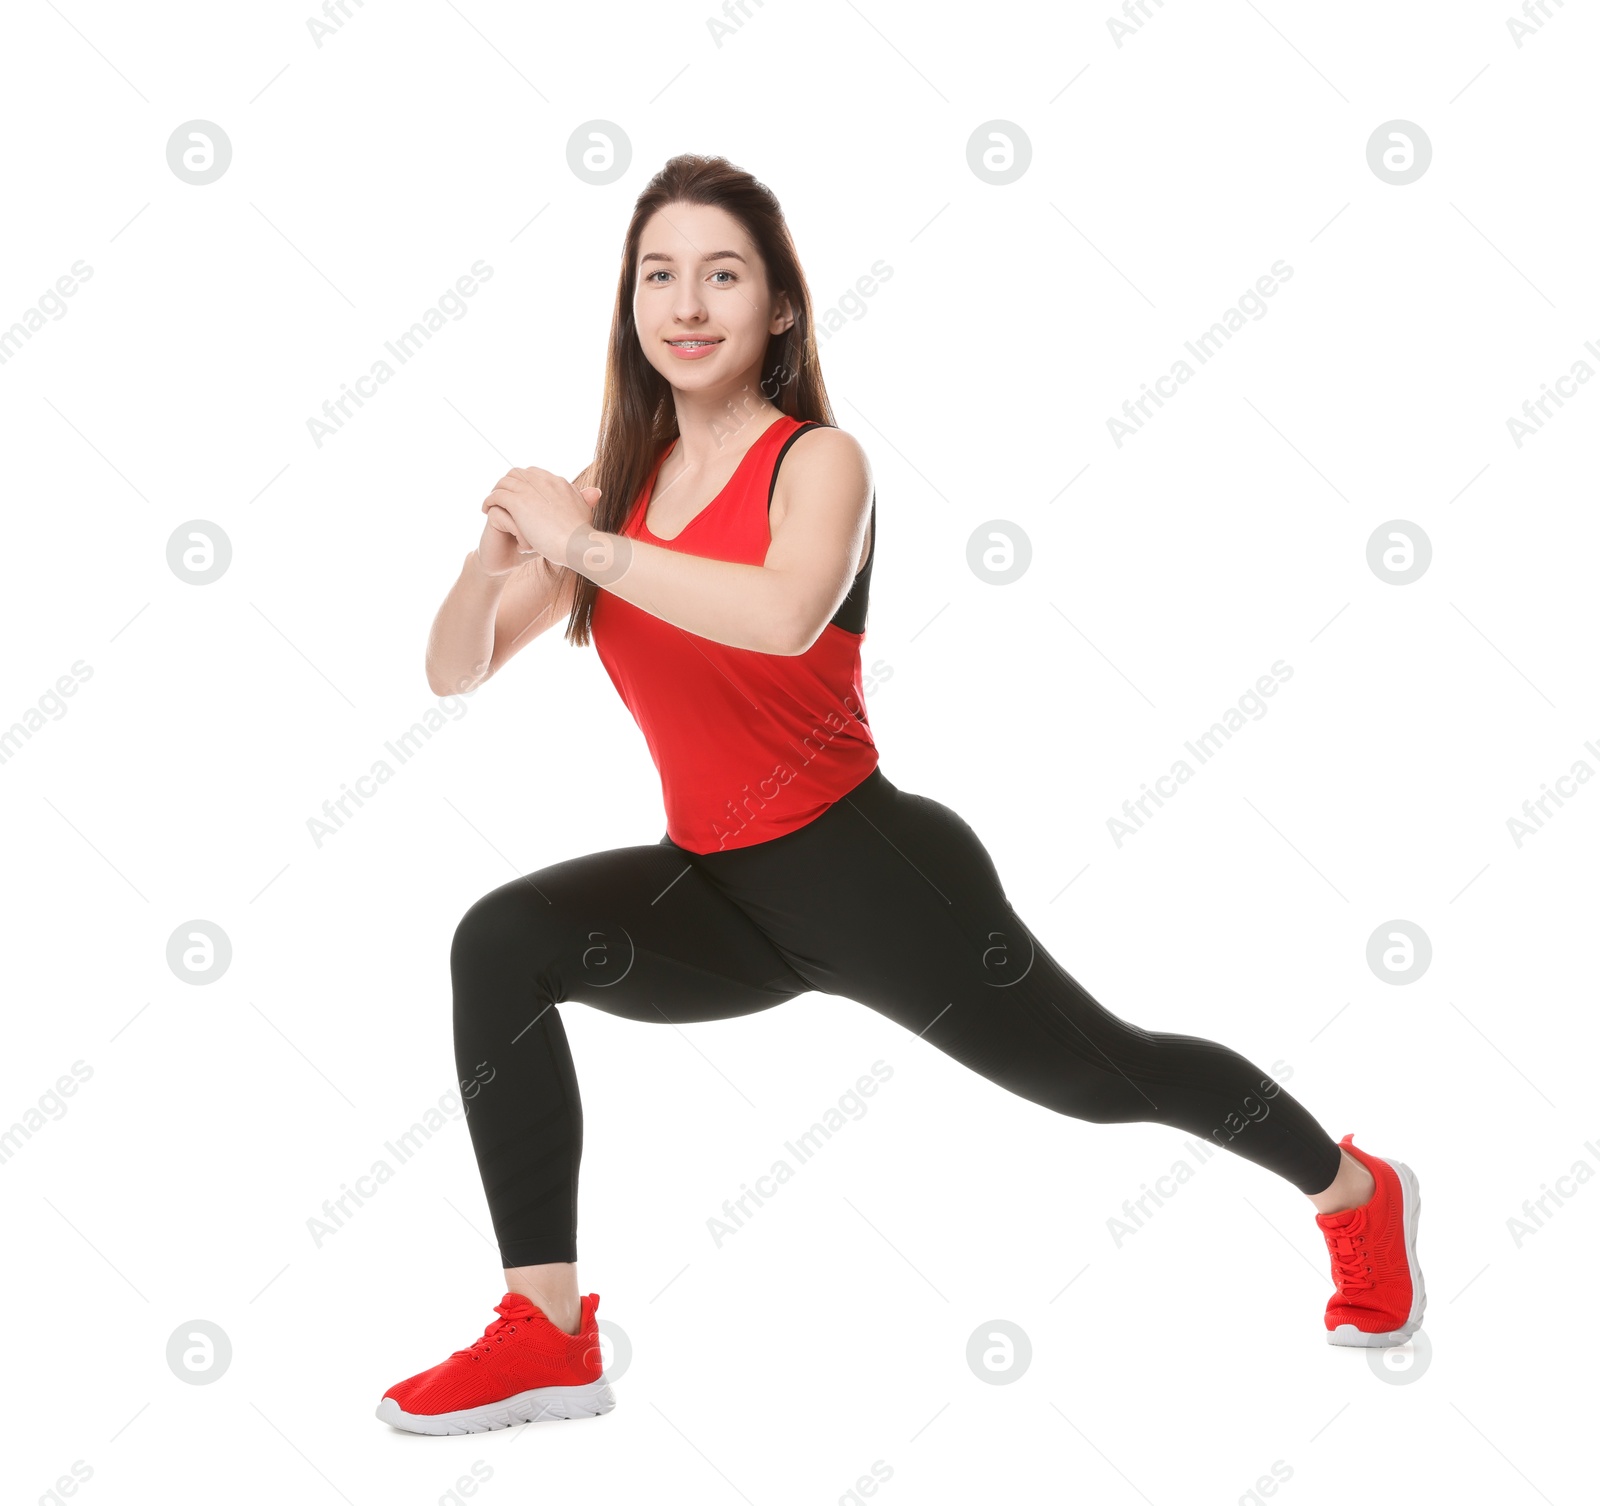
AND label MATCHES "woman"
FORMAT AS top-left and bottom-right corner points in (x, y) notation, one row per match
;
(377, 155), (1425, 1435)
